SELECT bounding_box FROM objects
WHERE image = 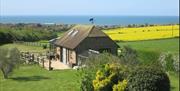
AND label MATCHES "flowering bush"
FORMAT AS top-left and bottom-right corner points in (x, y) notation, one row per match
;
(172, 54), (179, 72)
(79, 53), (122, 91)
(158, 52), (179, 72)
(113, 80), (127, 91)
(93, 64), (127, 91)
